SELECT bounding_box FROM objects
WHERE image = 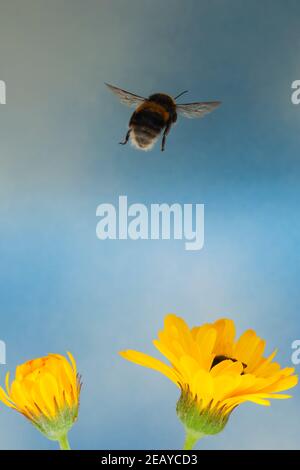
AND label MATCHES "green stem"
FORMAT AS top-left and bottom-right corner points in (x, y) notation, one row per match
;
(58, 434), (71, 450)
(183, 430), (204, 450)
